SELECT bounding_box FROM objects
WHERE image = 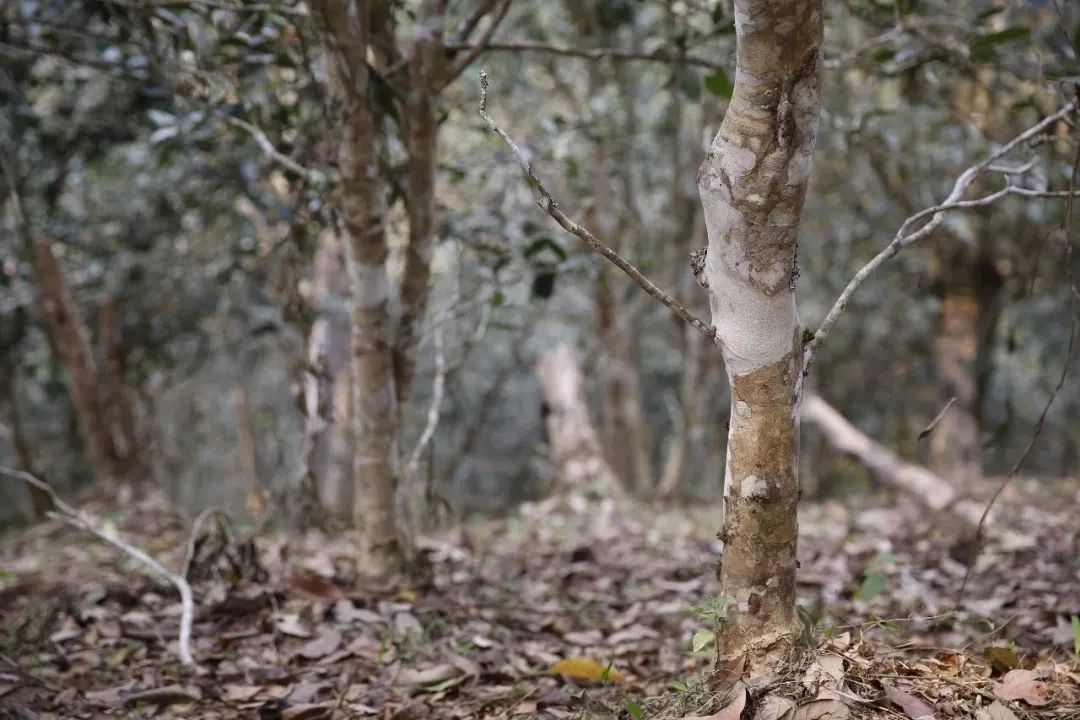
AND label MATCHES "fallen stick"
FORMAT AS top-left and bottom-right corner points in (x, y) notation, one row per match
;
(802, 396), (983, 526)
(0, 466), (195, 665)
